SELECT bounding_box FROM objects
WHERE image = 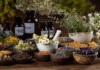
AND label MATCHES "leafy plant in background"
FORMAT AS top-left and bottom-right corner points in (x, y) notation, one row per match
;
(50, 9), (94, 33)
(52, 0), (95, 15)
(0, 0), (16, 23)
